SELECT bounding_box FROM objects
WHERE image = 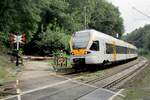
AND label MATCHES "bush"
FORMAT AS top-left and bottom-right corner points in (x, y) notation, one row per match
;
(138, 48), (149, 55)
(24, 29), (71, 56)
(0, 32), (9, 54)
